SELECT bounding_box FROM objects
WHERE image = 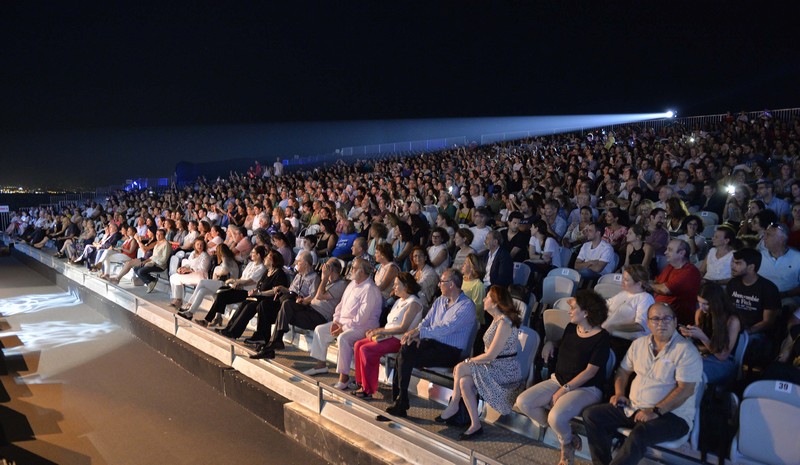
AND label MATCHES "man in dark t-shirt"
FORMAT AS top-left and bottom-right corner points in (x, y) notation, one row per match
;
(502, 212), (531, 261)
(726, 248), (781, 364)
